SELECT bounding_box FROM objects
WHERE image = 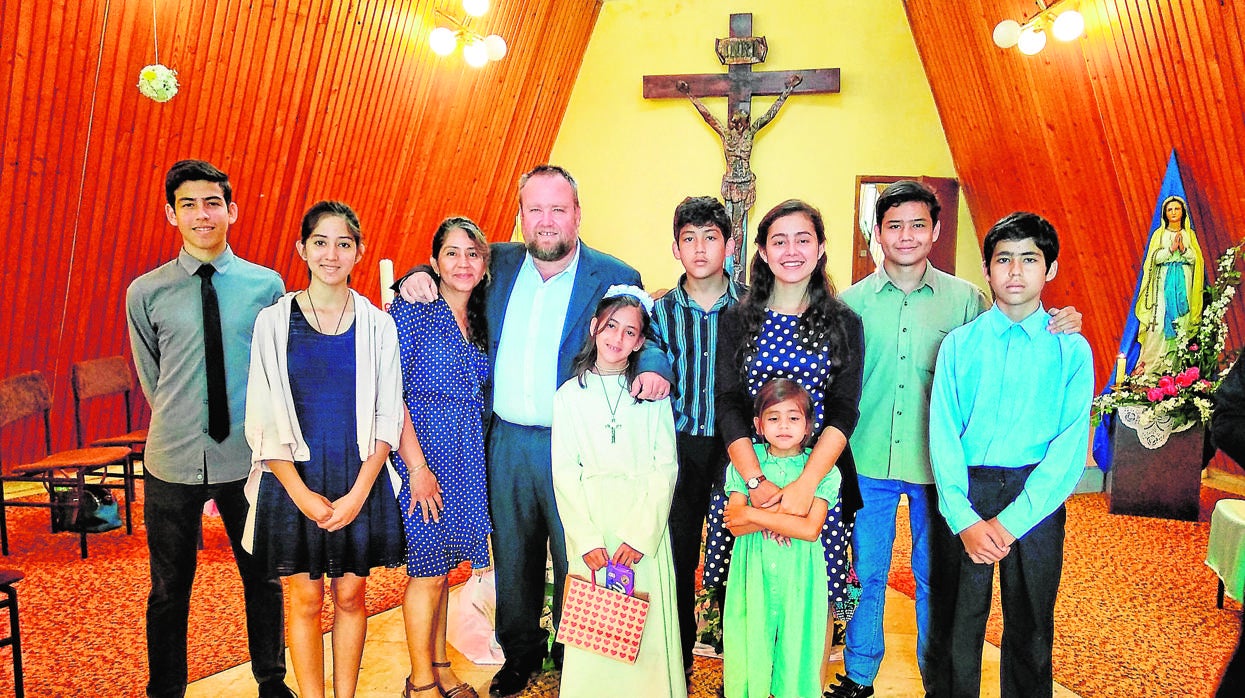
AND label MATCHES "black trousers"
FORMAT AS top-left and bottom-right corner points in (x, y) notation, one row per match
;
(487, 419), (569, 670)
(929, 465), (1065, 698)
(144, 474), (286, 698)
(669, 431), (727, 672)
(1216, 611), (1245, 697)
